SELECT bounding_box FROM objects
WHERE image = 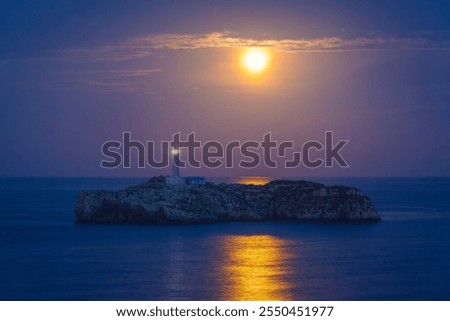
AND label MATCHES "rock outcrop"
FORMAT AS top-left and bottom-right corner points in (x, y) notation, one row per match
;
(75, 176), (380, 224)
